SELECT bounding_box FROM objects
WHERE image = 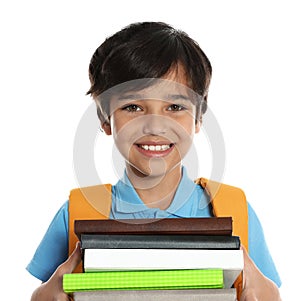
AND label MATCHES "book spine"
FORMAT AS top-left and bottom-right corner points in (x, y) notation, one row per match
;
(75, 217), (233, 237)
(83, 249), (244, 271)
(73, 288), (237, 301)
(63, 269), (224, 293)
(81, 234), (240, 249)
